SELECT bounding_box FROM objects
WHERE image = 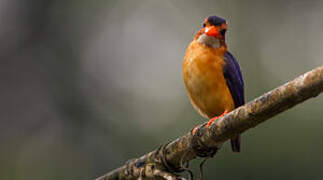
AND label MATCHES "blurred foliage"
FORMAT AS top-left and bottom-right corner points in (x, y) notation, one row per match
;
(2, 0), (323, 179)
